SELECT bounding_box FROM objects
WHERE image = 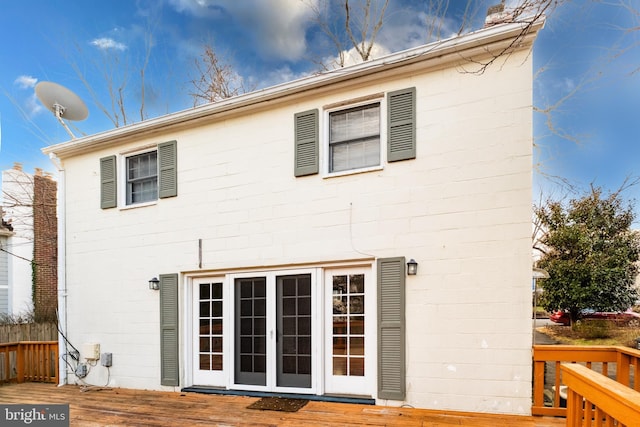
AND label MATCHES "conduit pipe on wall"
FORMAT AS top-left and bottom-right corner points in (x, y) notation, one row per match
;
(48, 153), (67, 386)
